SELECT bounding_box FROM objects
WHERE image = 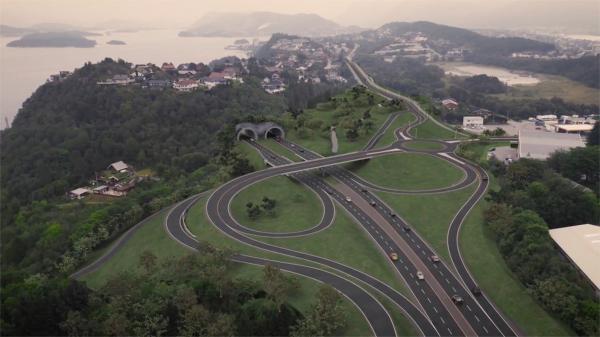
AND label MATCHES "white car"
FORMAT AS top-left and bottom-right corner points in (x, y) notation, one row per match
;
(416, 271), (424, 280)
(345, 196), (352, 202)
